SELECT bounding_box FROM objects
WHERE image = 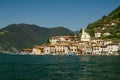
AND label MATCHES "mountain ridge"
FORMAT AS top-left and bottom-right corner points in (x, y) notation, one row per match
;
(0, 23), (72, 52)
